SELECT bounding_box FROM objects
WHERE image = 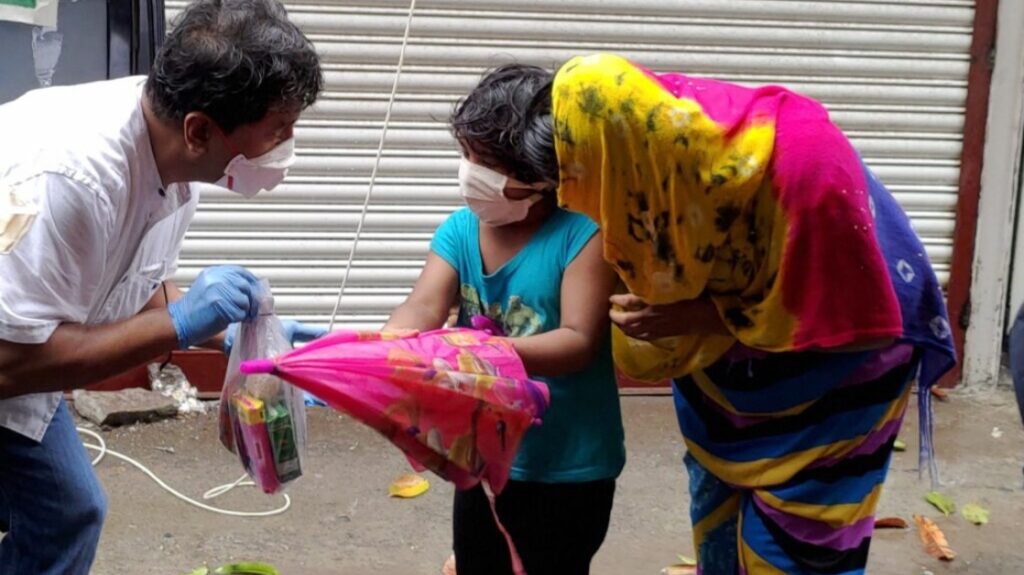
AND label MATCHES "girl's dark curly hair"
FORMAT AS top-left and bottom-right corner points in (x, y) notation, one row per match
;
(450, 64), (557, 185)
